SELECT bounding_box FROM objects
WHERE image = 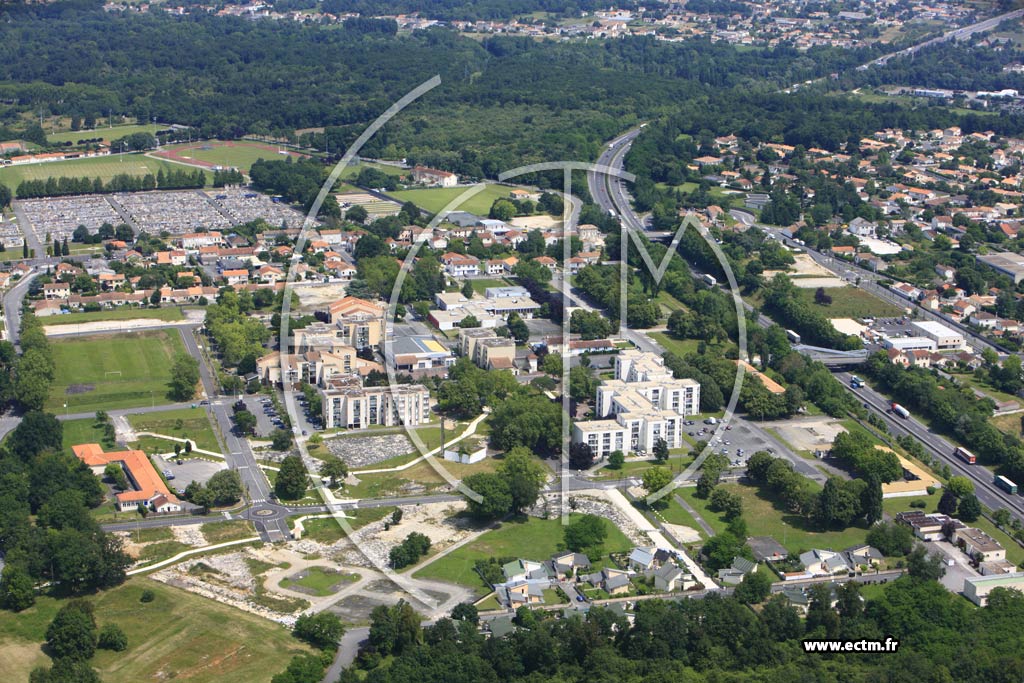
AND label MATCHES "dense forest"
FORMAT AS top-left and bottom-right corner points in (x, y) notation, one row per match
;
(321, 579), (1024, 683)
(0, 6), (882, 179)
